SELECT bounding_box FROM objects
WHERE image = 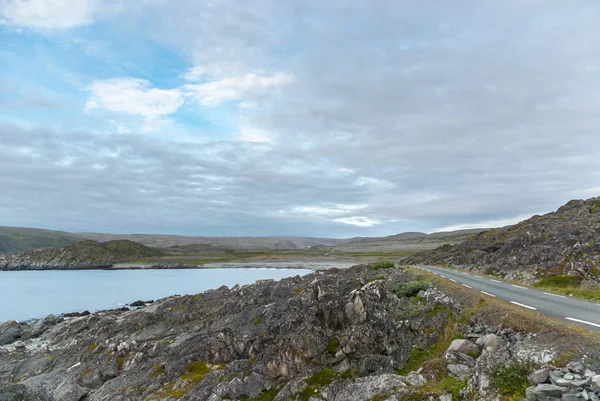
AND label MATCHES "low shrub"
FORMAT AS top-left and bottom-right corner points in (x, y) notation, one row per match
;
(368, 261), (395, 270)
(394, 281), (430, 298)
(490, 362), (533, 398)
